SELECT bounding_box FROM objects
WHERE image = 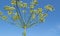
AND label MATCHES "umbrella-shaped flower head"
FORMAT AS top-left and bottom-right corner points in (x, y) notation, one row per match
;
(8, 11), (13, 15)
(0, 12), (2, 15)
(4, 6), (15, 11)
(12, 14), (20, 21)
(2, 16), (7, 20)
(11, 0), (16, 5)
(45, 5), (54, 11)
(37, 8), (42, 13)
